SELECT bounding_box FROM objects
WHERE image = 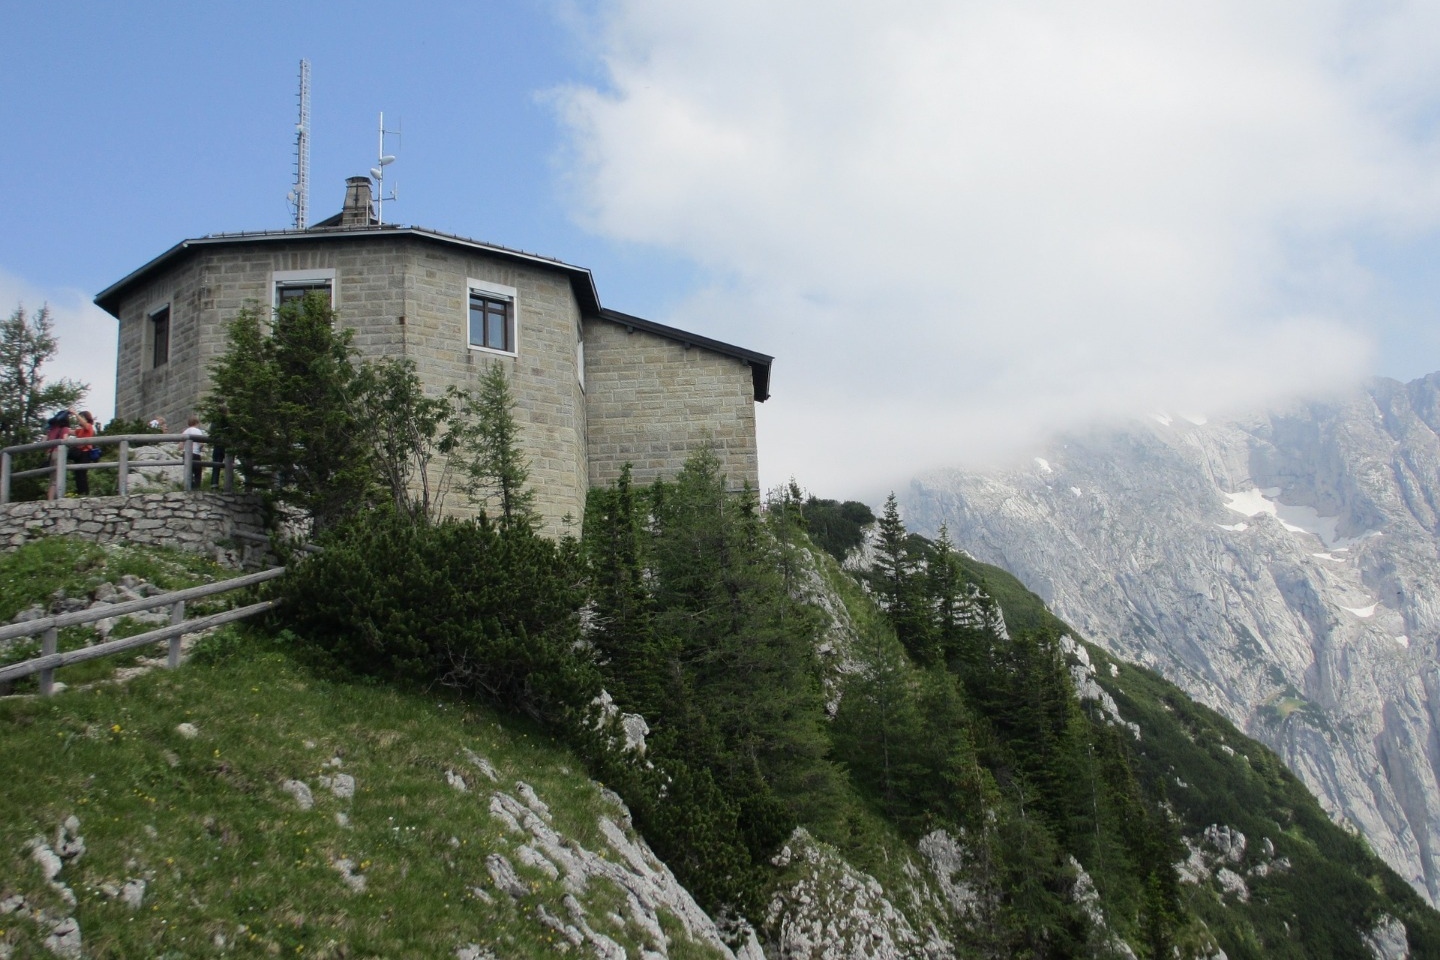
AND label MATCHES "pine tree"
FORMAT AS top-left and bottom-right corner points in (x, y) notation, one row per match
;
(584, 464), (676, 718)
(871, 493), (938, 664)
(0, 304), (86, 449)
(203, 294), (380, 532)
(449, 362), (538, 531)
